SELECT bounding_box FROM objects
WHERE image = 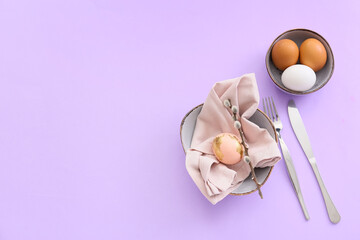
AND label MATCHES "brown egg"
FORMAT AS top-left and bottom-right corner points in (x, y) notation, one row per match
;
(300, 38), (327, 72)
(271, 39), (299, 71)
